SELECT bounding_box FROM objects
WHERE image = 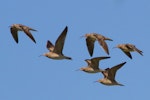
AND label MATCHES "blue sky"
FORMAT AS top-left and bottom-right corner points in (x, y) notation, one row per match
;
(0, 0), (149, 100)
